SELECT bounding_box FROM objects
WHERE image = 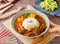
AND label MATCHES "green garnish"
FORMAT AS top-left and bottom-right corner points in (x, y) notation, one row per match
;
(25, 13), (30, 18)
(40, 0), (58, 11)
